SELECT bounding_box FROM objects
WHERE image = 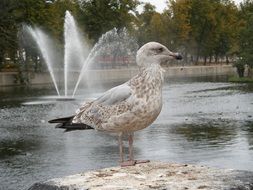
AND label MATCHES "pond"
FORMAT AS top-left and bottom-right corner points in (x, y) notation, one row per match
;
(0, 76), (253, 190)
